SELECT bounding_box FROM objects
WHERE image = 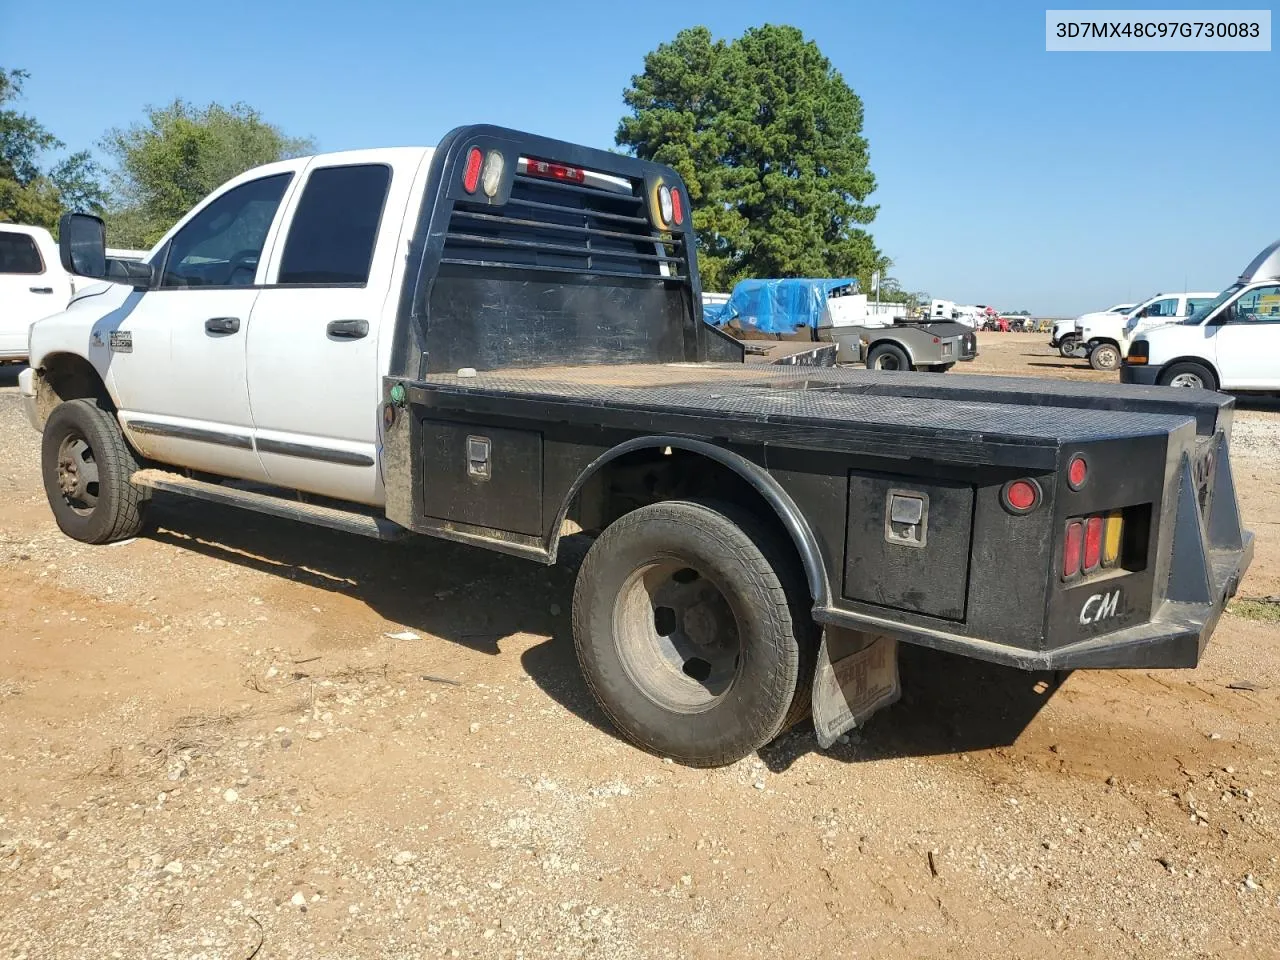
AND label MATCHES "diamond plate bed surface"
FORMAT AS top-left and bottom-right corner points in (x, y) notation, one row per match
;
(418, 363), (1196, 444)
